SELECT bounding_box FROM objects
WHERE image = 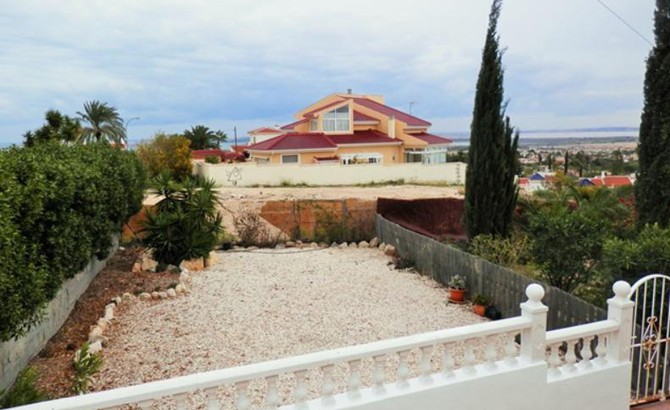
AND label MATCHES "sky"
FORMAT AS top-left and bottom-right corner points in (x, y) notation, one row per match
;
(0, 0), (655, 145)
